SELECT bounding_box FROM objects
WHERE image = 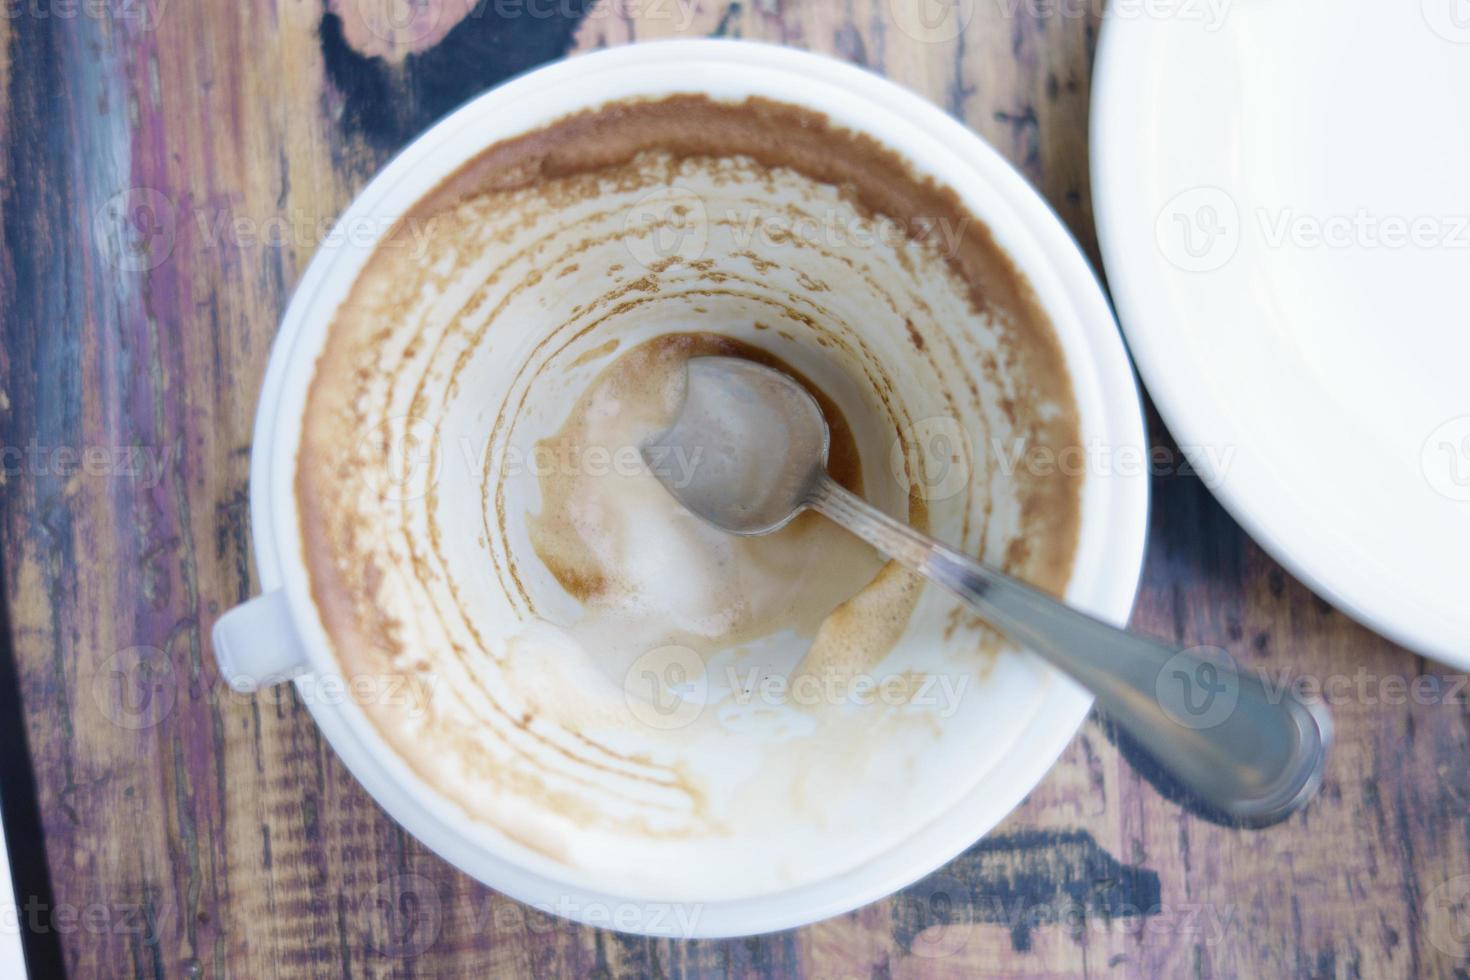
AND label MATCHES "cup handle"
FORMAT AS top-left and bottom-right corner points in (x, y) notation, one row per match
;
(211, 590), (310, 691)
